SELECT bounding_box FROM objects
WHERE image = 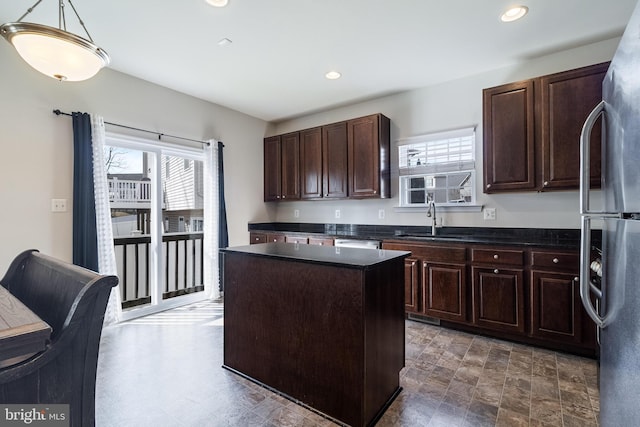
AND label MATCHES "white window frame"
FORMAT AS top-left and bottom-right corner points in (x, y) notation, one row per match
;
(396, 127), (480, 210)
